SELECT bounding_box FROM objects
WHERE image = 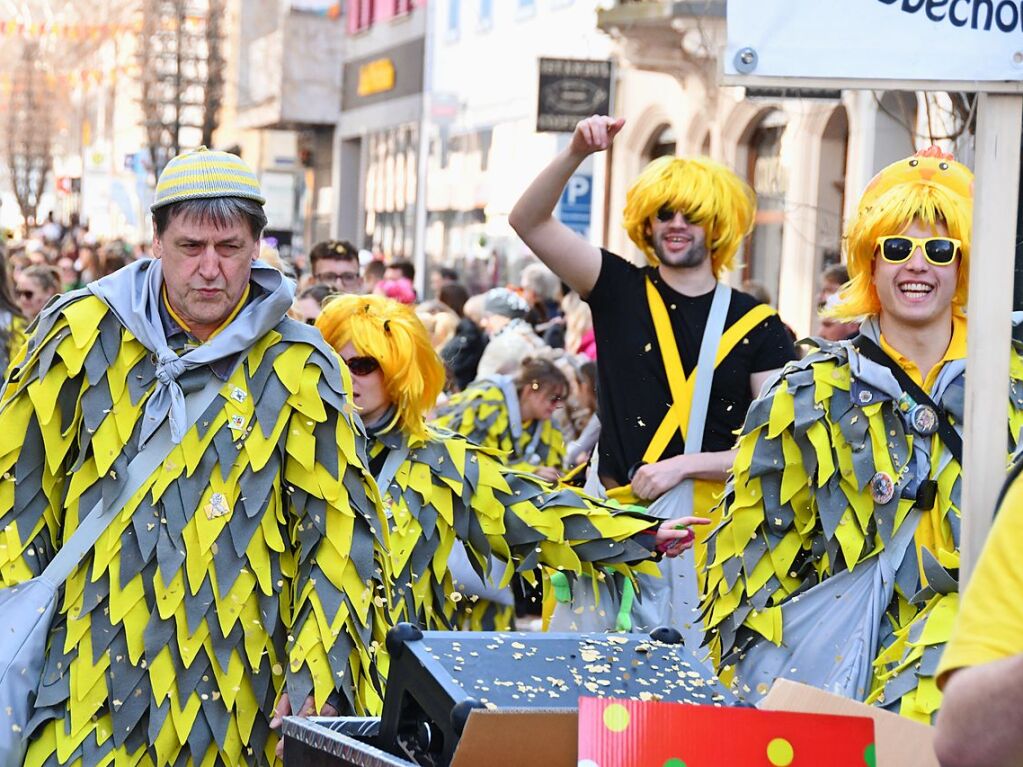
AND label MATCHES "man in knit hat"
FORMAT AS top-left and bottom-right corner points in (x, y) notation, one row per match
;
(0, 147), (386, 765)
(701, 148), (1023, 722)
